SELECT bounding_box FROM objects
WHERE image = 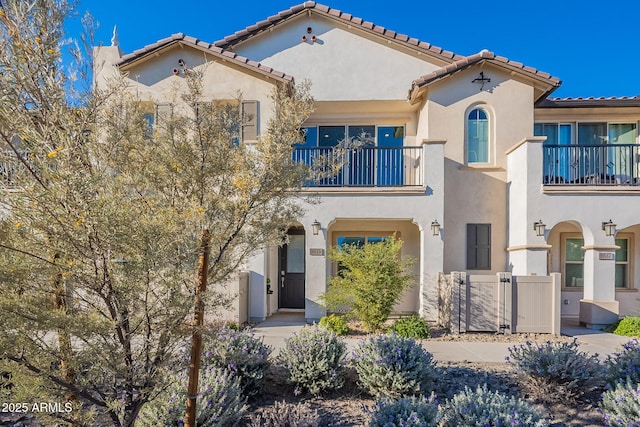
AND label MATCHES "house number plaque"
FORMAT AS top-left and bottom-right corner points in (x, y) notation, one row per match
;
(599, 252), (615, 261)
(309, 248), (325, 256)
